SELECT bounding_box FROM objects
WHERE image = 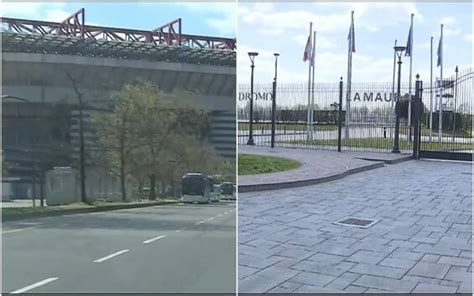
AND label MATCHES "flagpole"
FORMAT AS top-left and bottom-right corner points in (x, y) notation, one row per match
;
(429, 36), (433, 143)
(311, 30), (316, 139)
(407, 13), (414, 142)
(390, 39), (397, 140)
(438, 23), (443, 143)
(307, 22), (313, 141)
(345, 11), (354, 141)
